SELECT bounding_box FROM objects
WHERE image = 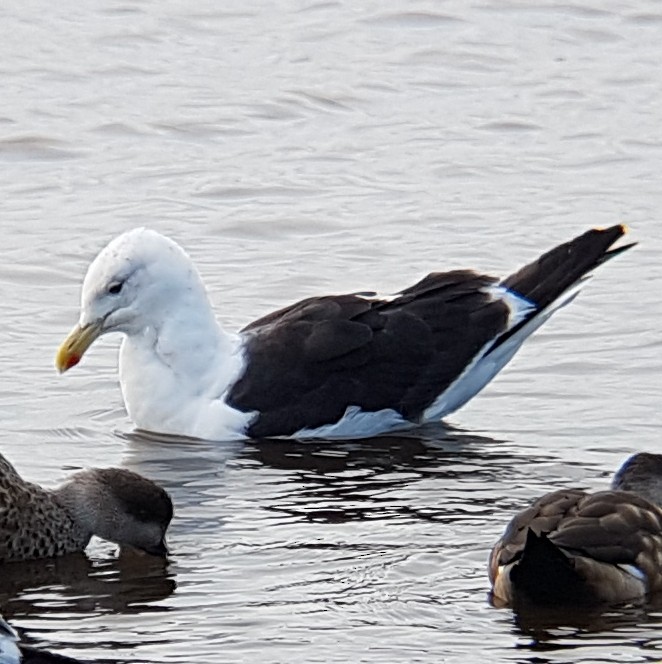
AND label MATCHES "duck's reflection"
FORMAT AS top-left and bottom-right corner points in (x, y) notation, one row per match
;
(0, 550), (174, 618)
(506, 600), (662, 656)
